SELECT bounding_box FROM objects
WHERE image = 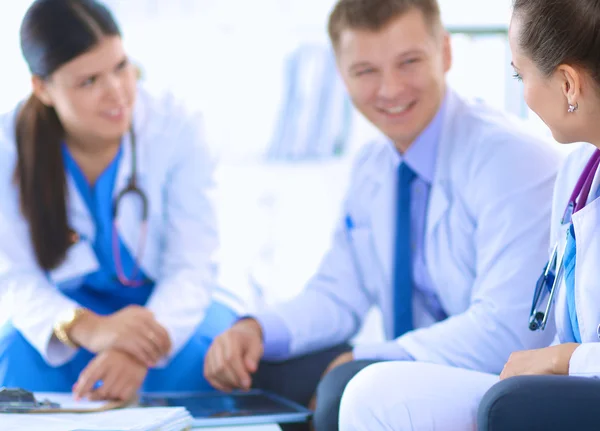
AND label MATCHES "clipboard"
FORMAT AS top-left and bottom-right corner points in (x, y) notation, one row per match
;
(0, 388), (134, 413)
